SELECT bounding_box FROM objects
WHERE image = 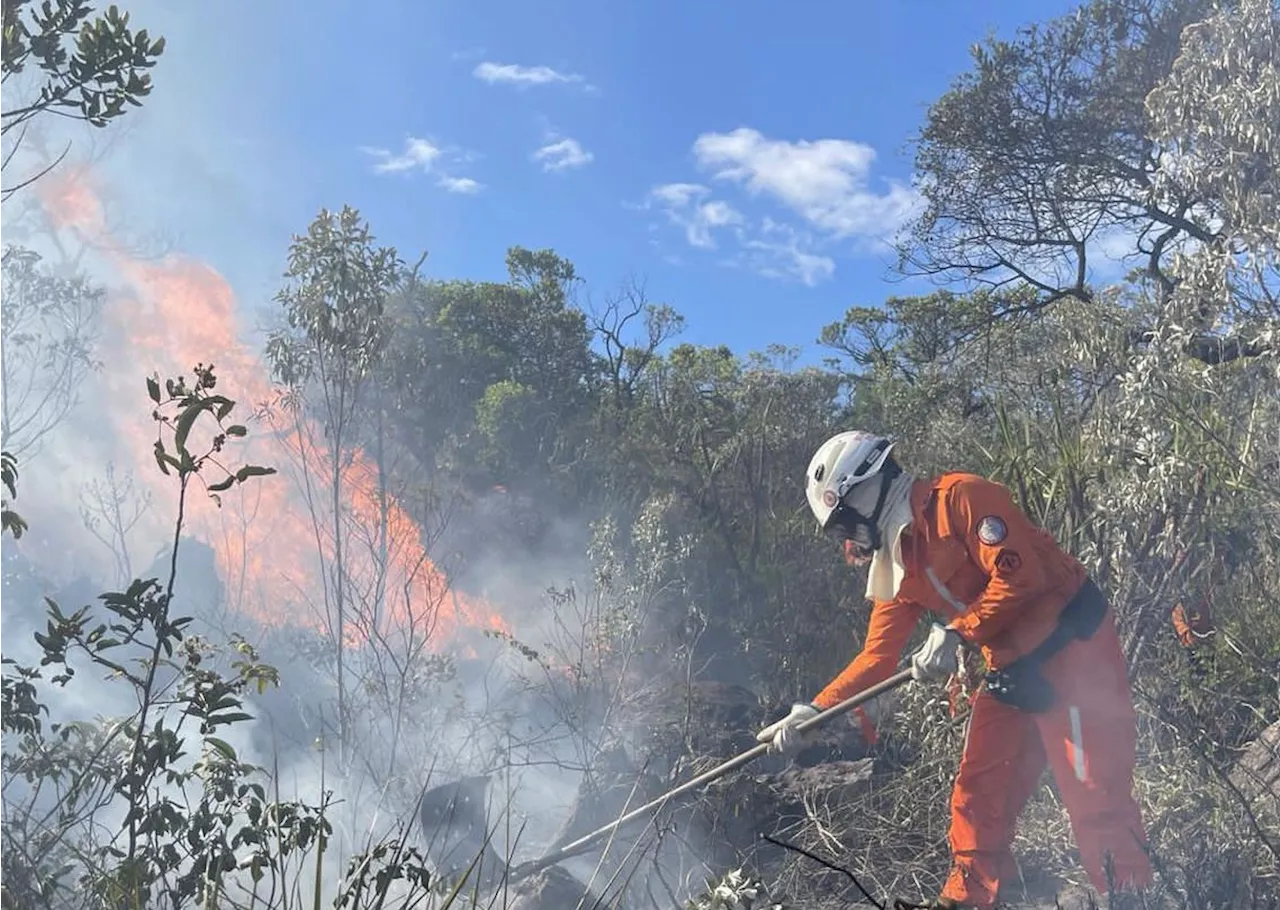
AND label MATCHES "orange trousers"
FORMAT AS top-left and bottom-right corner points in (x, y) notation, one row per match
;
(942, 612), (1152, 906)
